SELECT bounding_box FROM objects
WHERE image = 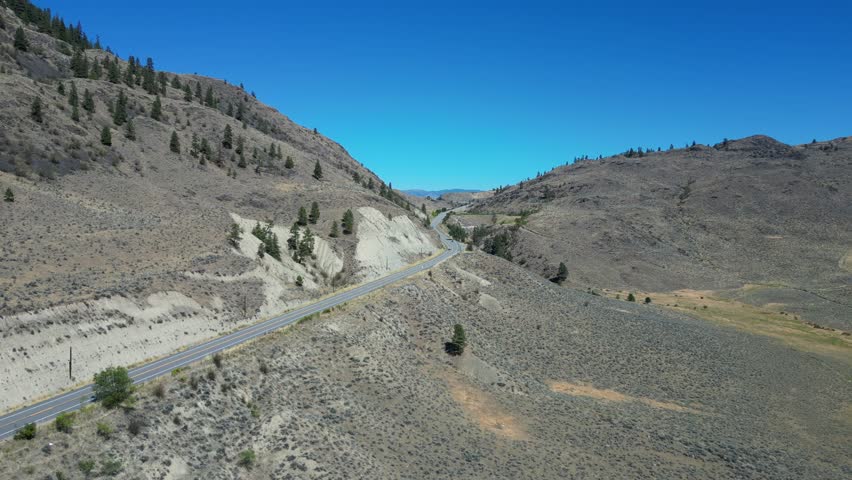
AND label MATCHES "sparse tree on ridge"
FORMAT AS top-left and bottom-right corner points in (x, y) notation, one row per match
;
(4, 188), (14, 203)
(284, 156), (294, 169)
(82, 89), (95, 113)
(313, 160), (323, 180)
